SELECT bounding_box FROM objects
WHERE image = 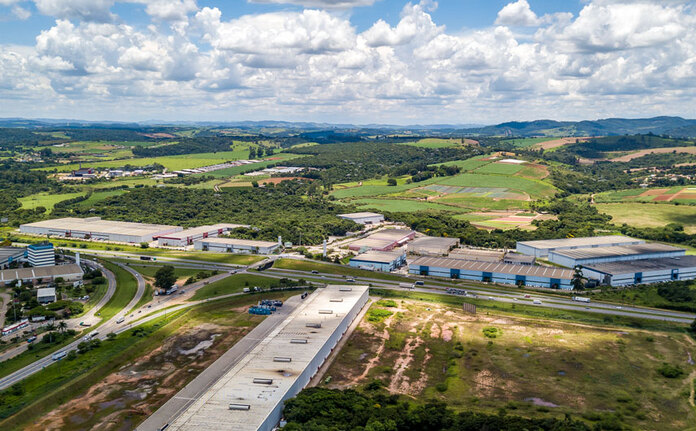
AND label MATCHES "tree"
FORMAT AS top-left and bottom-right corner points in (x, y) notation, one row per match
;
(249, 147), (257, 159)
(572, 266), (585, 291)
(154, 265), (177, 290)
(387, 178), (397, 186)
(58, 321), (67, 333)
(690, 318), (696, 335)
(140, 242), (149, 249)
